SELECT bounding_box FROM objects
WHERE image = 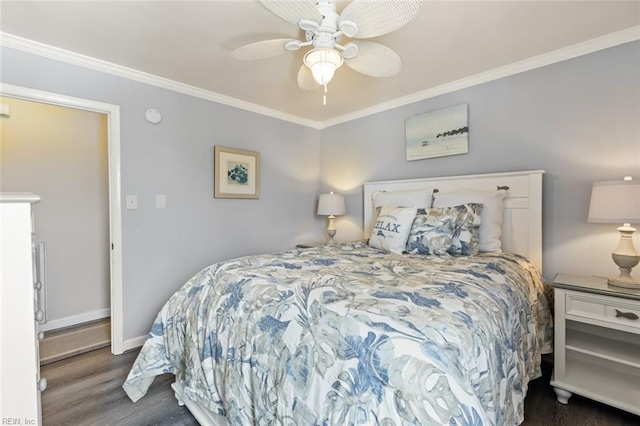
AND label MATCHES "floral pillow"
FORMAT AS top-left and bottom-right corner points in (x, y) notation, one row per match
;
(405, 208), (456, 255)
(369, 206), (417, 254)
(447, 203), (483, 256)
(433, 190), (506, 252)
